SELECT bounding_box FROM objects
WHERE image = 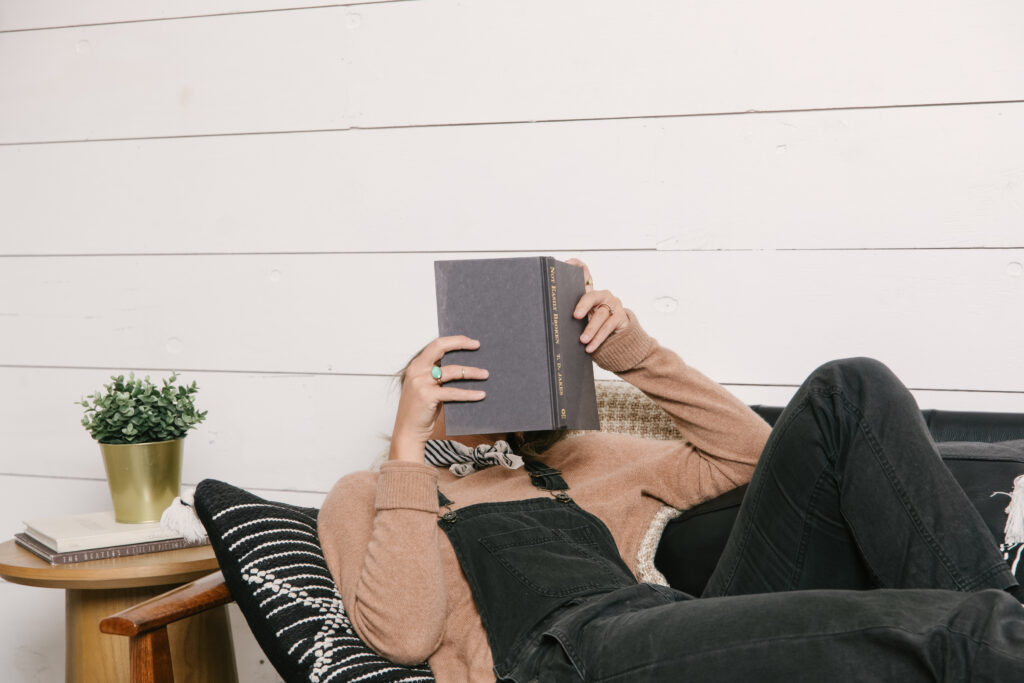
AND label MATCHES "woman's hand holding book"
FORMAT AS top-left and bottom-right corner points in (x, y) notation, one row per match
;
(389, 336), (489, 463)
(567, 257), (631, 354)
